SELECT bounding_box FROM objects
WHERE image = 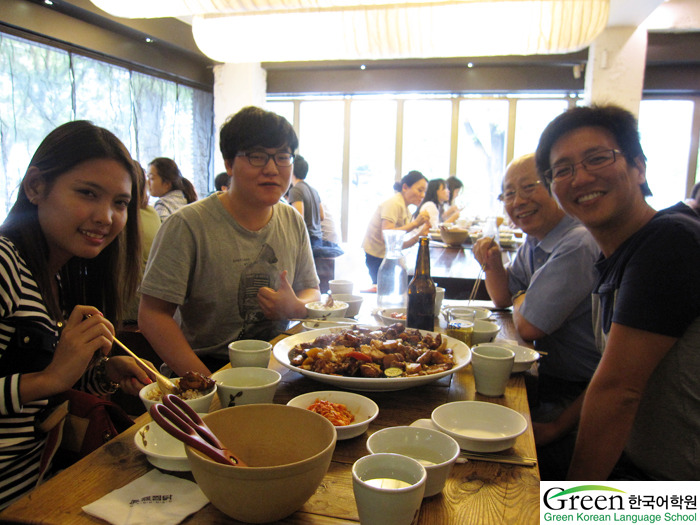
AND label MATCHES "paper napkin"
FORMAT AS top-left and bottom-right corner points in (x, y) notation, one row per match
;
(82, 470), (209, 525)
